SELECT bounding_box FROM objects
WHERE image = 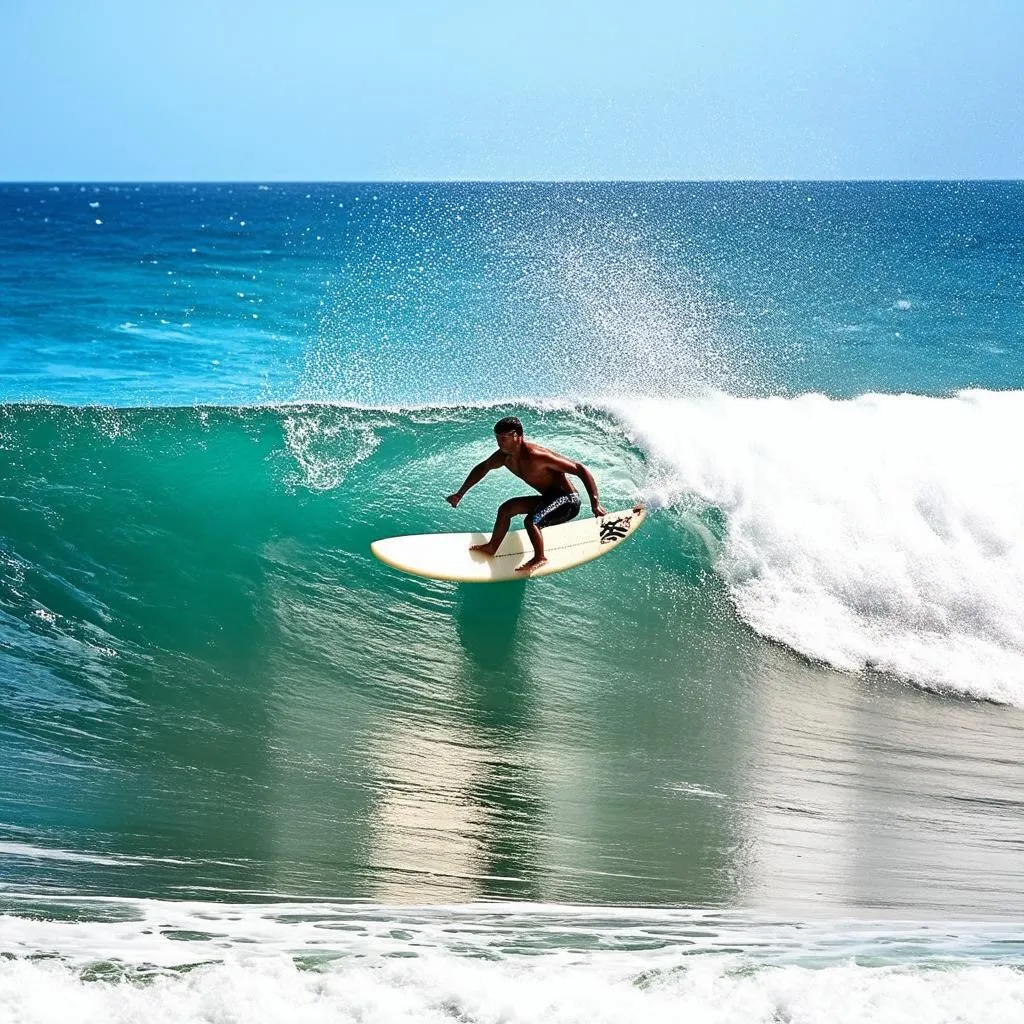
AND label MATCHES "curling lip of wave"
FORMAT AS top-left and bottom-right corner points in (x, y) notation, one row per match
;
(605, 388), (1024, 705)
